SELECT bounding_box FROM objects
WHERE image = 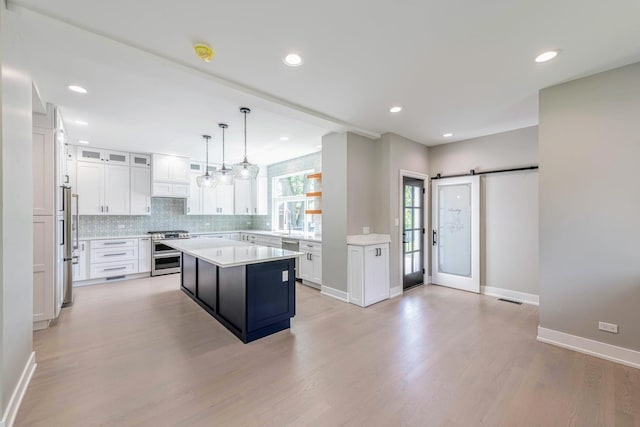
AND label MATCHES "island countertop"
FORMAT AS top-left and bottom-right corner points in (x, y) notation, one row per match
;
(161, 238), (302, 268)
